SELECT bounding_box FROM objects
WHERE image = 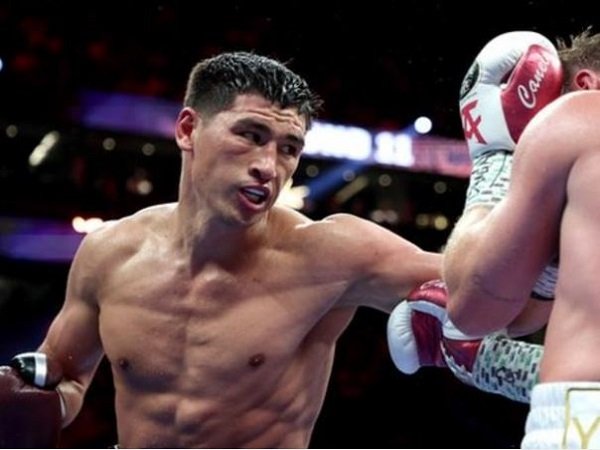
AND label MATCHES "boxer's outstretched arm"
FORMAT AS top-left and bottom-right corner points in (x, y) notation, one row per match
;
(38, 228), (106, 427)
(325, 213), (442, 313)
